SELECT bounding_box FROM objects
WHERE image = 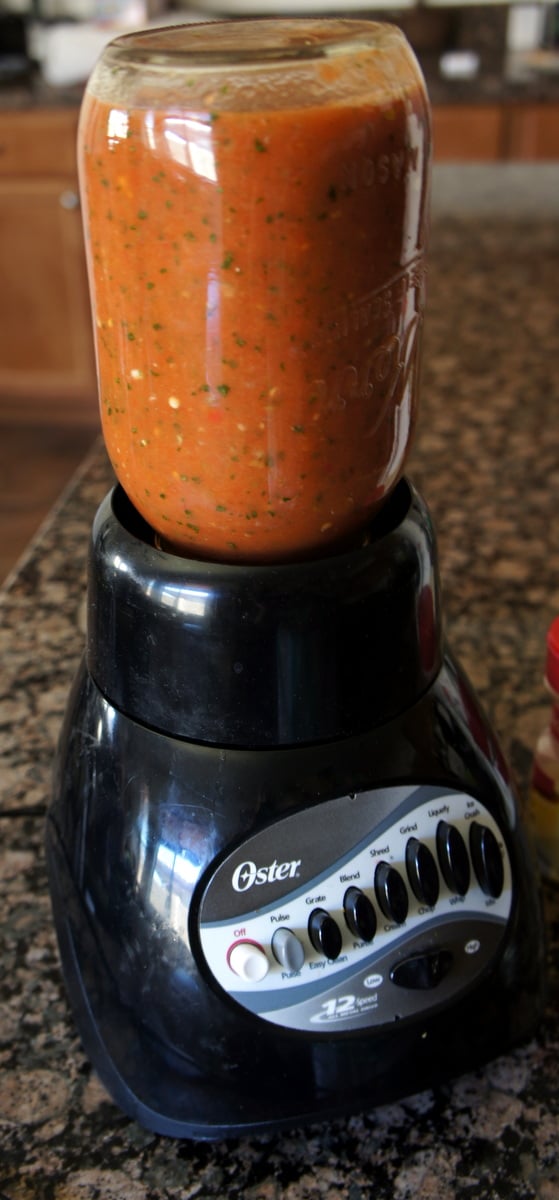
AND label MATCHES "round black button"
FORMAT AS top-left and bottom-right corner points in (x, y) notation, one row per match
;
(343, 887), (377, 942)
(374, 862), (409, 925)
(405, 837), (440, 907)
(469, 821), (505, 898)
(308, 909), (342, 960)
(436, 820), (470, 895)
